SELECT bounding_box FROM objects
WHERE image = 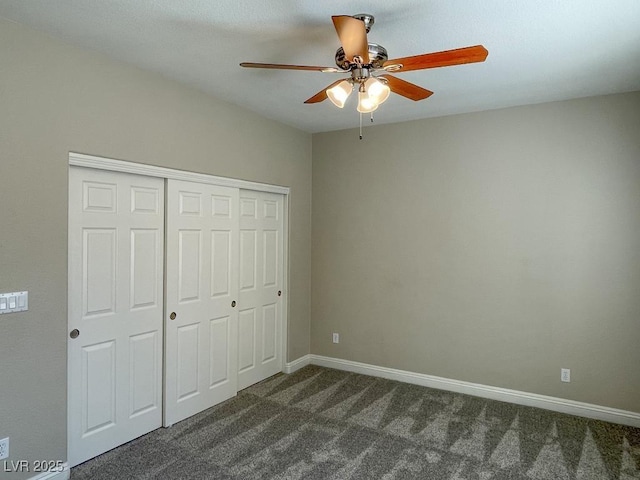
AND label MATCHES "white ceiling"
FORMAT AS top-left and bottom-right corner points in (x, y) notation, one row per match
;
(1, 0), (639, 133)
